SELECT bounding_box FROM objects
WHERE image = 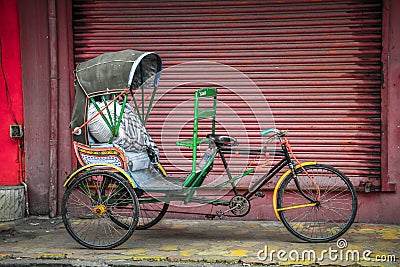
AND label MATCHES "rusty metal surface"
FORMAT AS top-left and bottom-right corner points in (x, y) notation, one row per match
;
(48, 0), (59, 218)
(18, 0), (75, 216)
(54, 0), (75, 214)
(18, 0), (51, 215)
(72, 0), (382, 187)
(381, 0), (400, 192)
